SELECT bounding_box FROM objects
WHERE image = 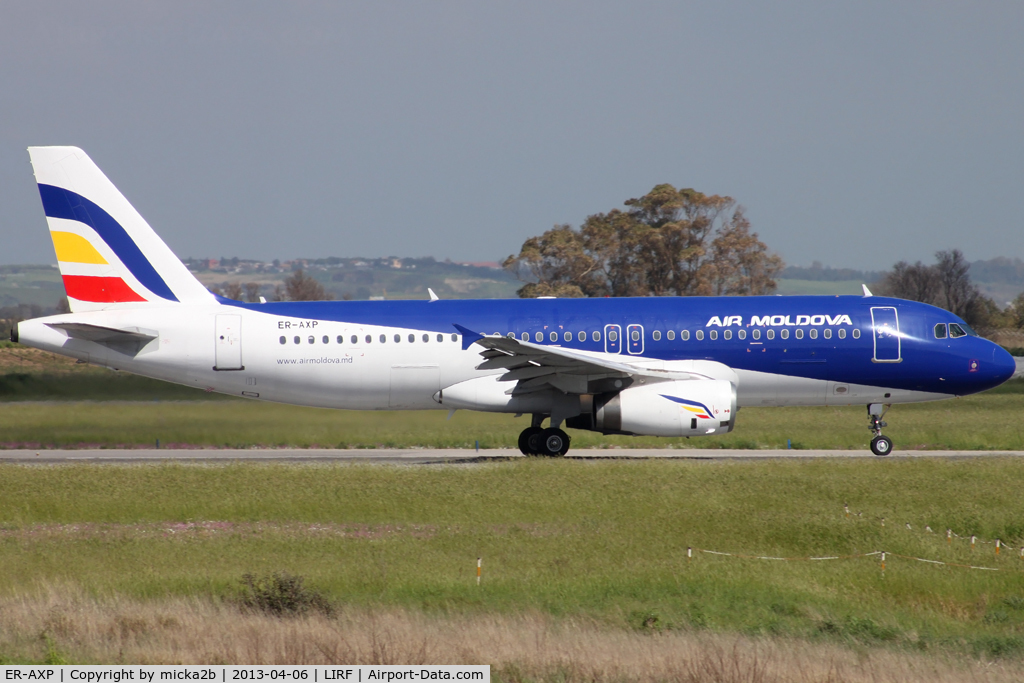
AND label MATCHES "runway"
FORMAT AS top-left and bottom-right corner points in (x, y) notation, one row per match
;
(1, 448), (1023, 463)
